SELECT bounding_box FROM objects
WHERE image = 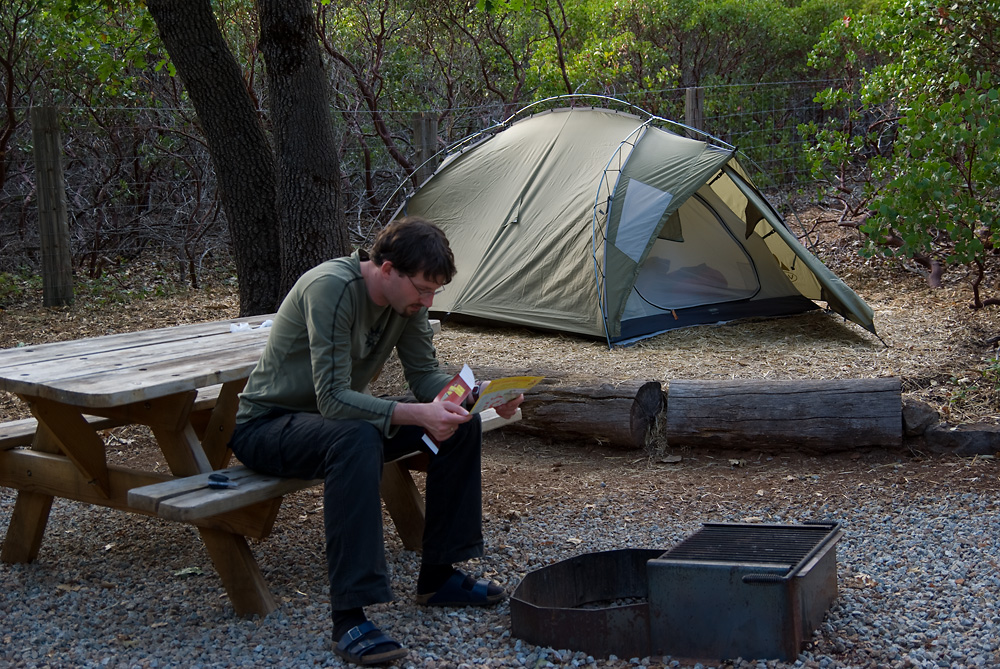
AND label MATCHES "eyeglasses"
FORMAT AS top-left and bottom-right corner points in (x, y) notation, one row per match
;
(402, 272), (445, 299)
